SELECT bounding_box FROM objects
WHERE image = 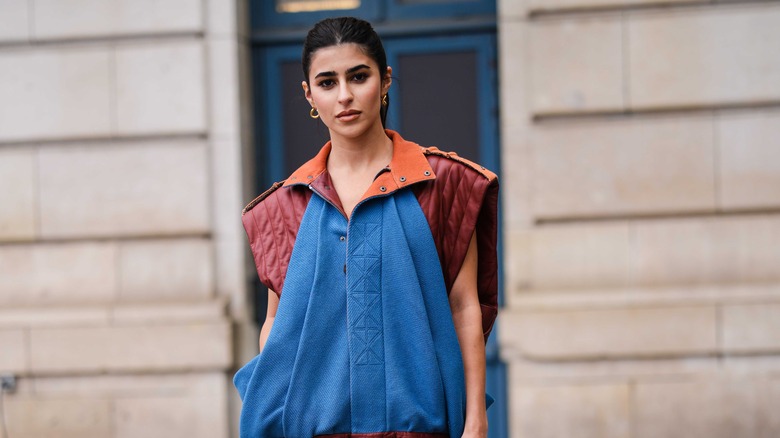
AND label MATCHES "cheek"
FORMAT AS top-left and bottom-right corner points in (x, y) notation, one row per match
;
(310, 89), (332, 108)
(360, 86), (382, 104)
